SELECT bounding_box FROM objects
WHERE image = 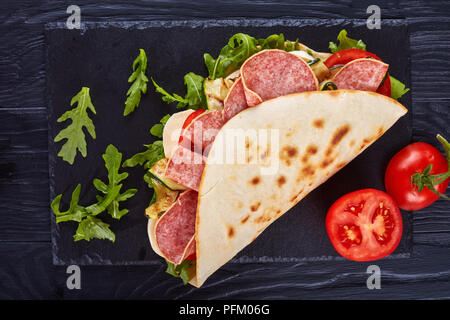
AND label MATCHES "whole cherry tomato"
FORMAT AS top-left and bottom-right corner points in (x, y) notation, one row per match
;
(385, 136), (450, 211)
